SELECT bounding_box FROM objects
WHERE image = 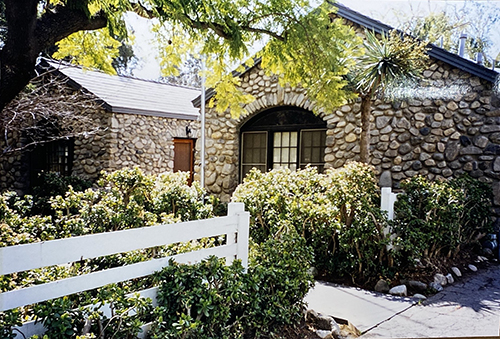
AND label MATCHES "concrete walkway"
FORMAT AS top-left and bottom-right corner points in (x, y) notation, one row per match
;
(305, 263), (500, 338)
